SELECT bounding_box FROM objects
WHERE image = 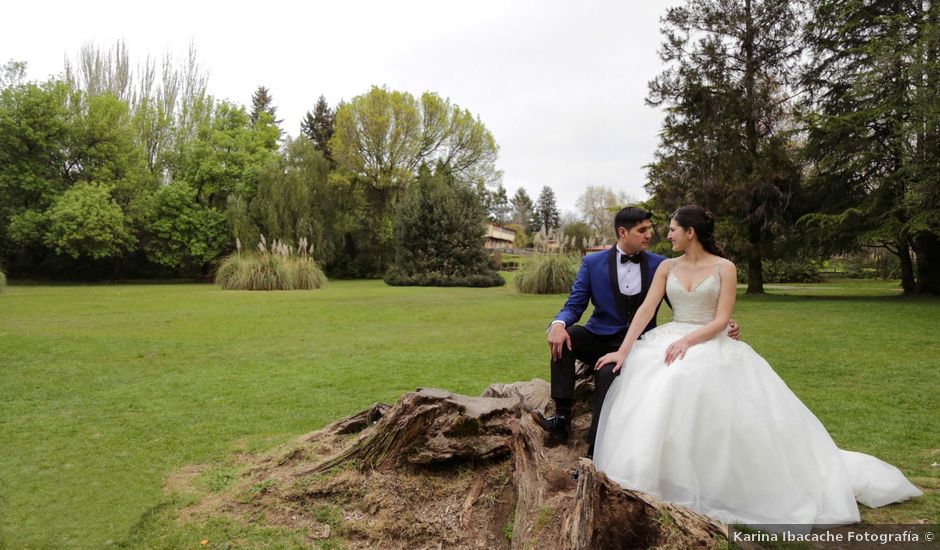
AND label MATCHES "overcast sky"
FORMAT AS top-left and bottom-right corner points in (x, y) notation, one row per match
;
(2, 0), (679, 215)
